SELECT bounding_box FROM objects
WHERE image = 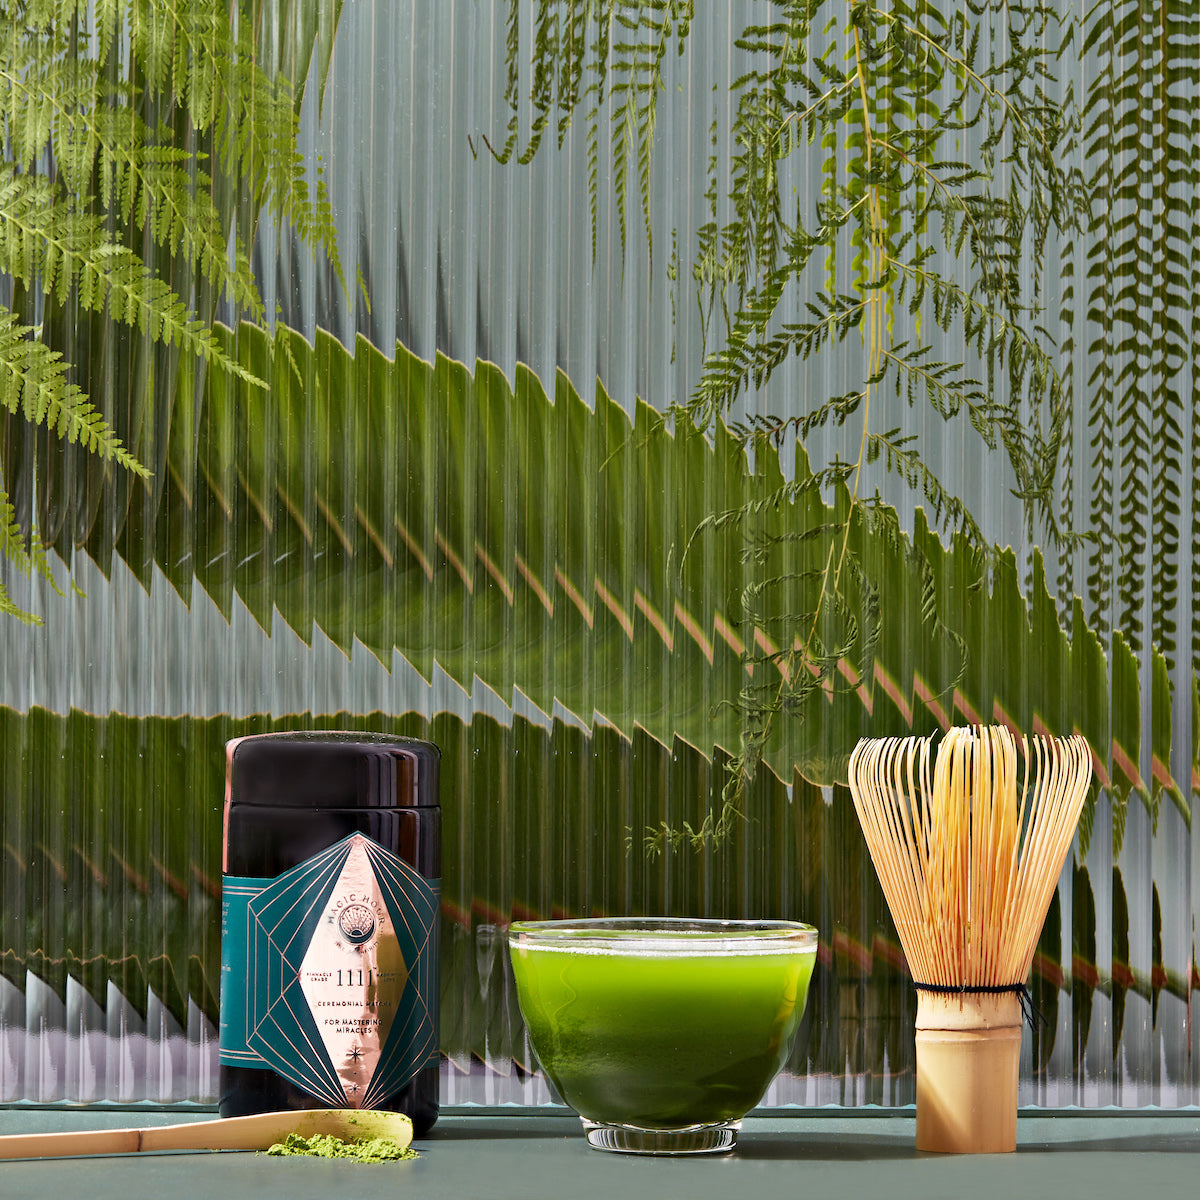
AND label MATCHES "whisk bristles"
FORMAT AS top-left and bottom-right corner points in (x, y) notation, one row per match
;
(847, 725), (1092, 989)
